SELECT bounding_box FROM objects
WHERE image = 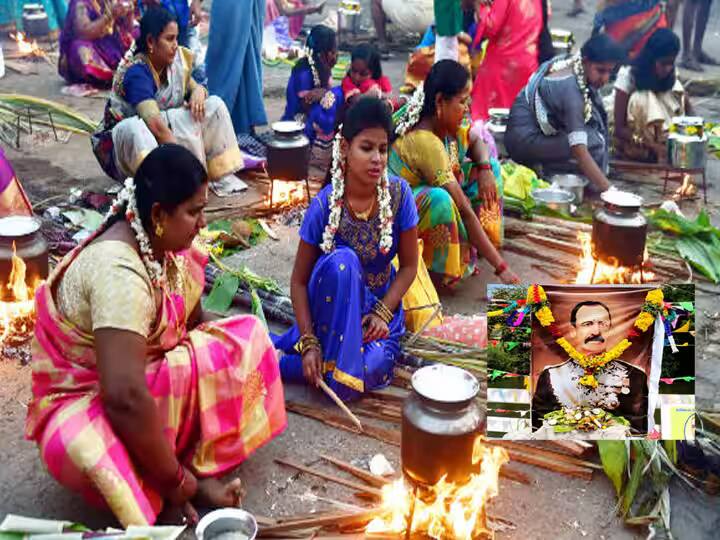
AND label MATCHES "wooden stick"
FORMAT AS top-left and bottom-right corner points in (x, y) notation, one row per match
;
(258, 509), (383, 536)
(275, 458), (383, 498)
(525, 234), (583, 256)
(499, 464), (534, 485)
(486, 444), (593, 480)
(319, 454), (392, 488)
(286, 402), (401, 446)
(541, 440), (593, 457)
(493, 441), (603, 470)
(319, 380), (364, 432)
